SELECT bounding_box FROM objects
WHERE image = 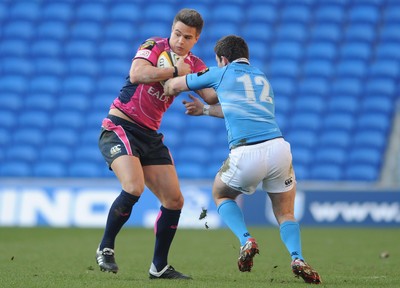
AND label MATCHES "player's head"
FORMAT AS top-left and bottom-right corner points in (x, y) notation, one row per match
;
(214, 35), (249, 66)
(170, 9), (203, 56)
